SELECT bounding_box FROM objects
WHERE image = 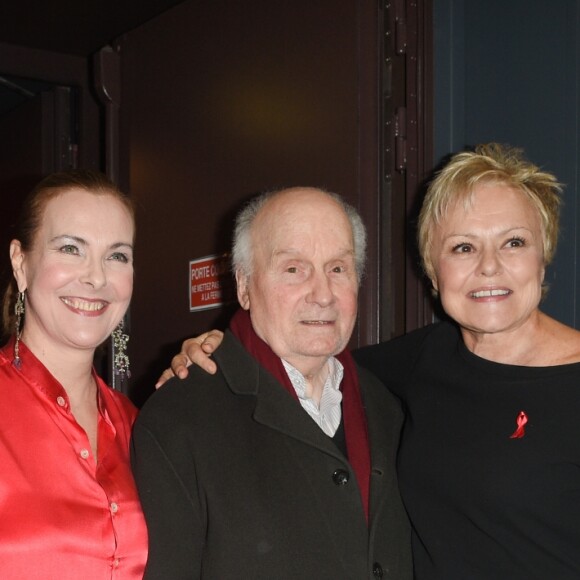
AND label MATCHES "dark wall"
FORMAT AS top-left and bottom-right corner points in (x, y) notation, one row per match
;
(0, 97), (46, 306)
(119, 0), (377, 401)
